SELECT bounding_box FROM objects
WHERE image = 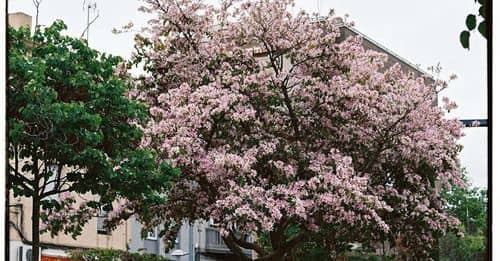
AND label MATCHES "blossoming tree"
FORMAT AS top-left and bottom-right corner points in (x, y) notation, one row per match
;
(131, 0), (464, 259)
